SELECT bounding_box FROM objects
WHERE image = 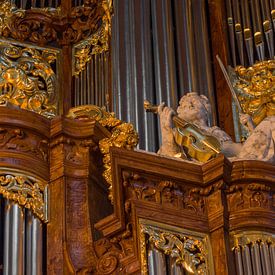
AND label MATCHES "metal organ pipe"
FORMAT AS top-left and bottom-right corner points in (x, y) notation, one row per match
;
(1, 199), (43, 274)
(147, 248), (167, 275)
(26, 210), (43, 275)
(4, 201), (25, 275)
